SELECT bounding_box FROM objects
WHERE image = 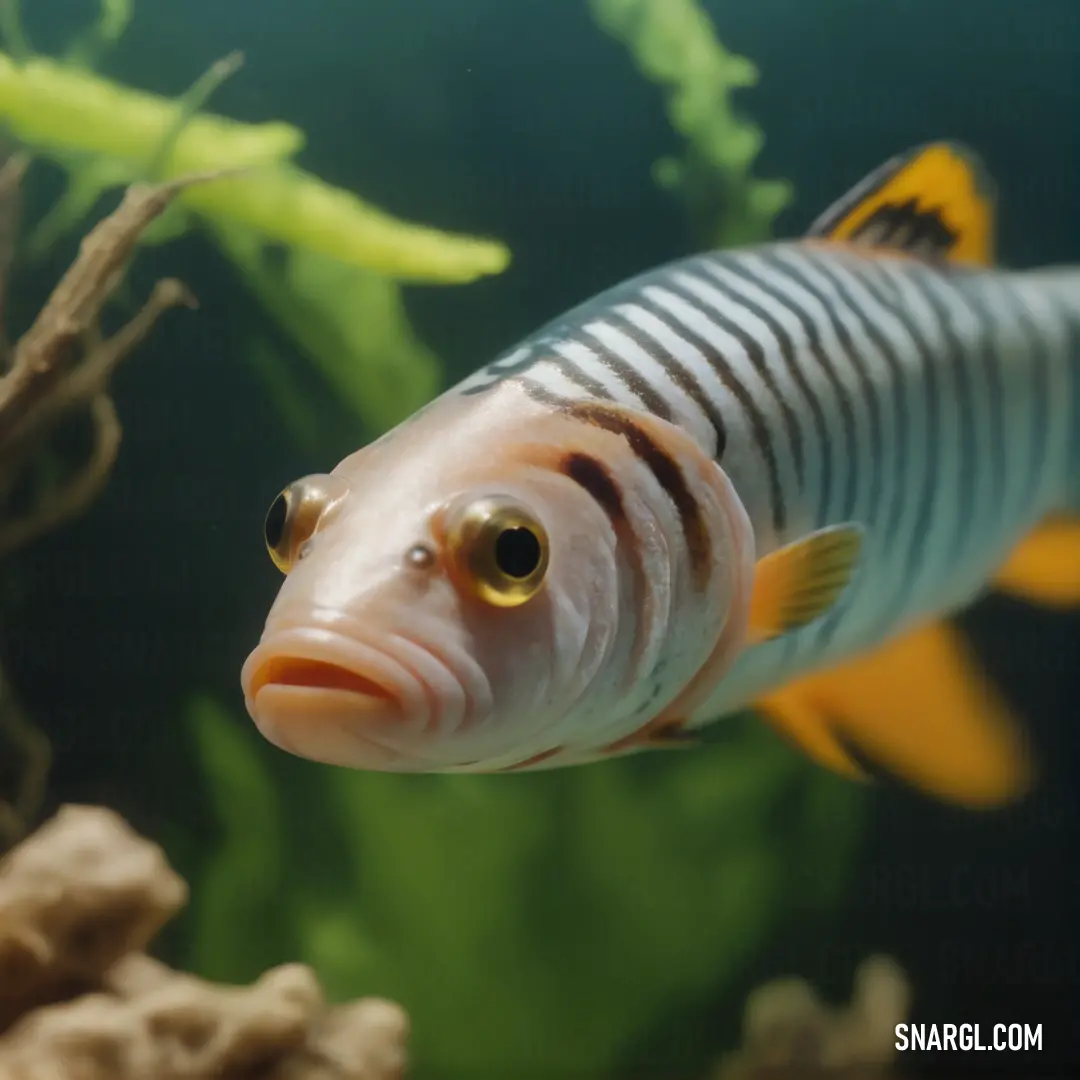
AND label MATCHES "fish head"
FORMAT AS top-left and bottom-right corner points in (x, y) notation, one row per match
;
(241, 382), (755, 771)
